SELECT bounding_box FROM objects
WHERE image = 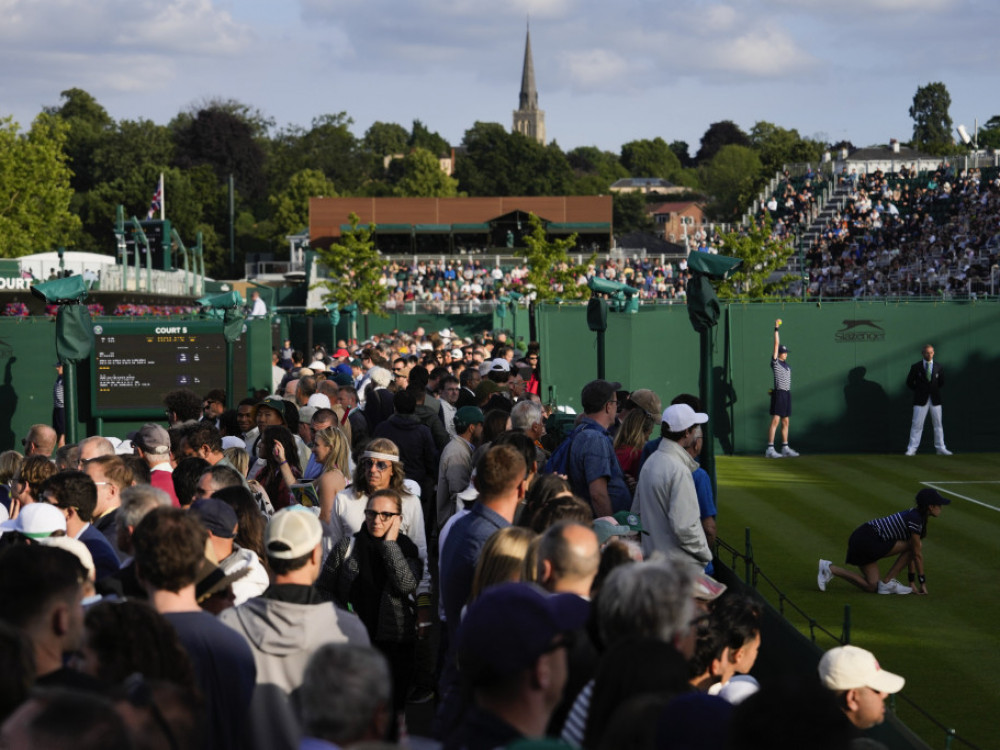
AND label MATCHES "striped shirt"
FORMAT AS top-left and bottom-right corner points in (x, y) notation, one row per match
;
(771, 358), (791, 391)
(868, 508), (924, 542)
